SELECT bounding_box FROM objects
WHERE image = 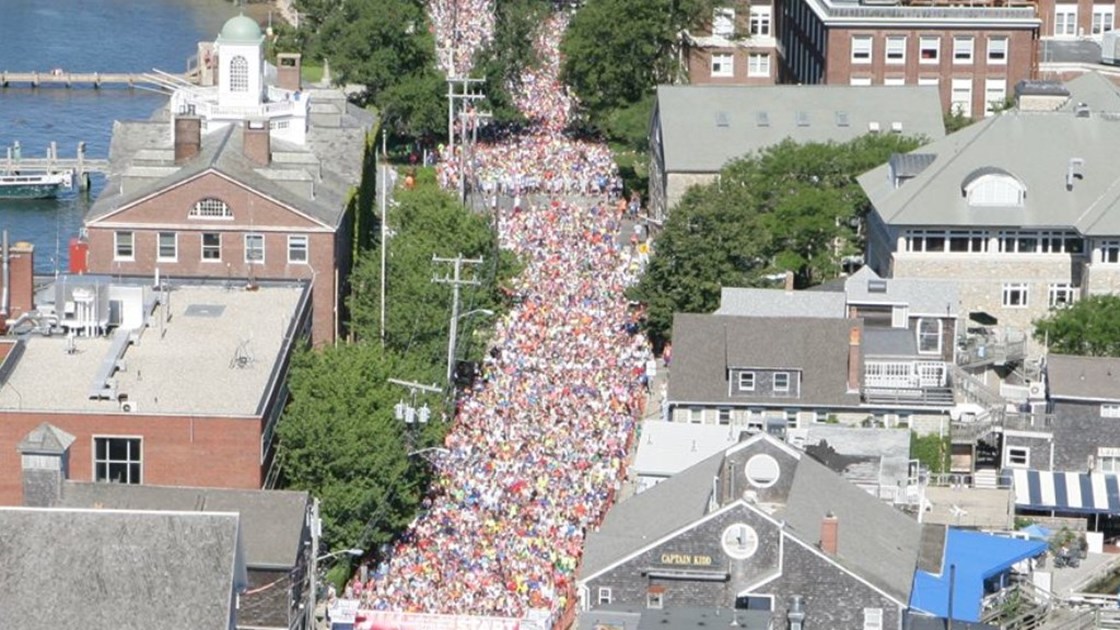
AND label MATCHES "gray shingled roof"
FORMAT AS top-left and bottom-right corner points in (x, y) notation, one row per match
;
(17, 423), (76, 455)
(1046, 354), (1120, 401)
(863, 327), (918, 357)
(859, 109), (1120, 236)
(655, 85), (946, 173)
(778, 454), (922, 603)
(58, 483), (309, 569)
(0, 507), (245, 630)
(715, 287), (847, 318)
(667, 314), (862, 407)
(844, 267), (959, 317)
